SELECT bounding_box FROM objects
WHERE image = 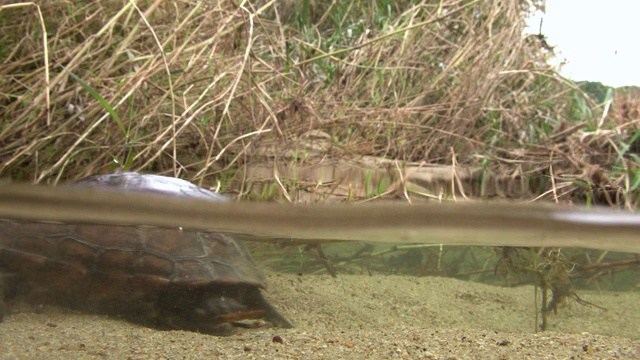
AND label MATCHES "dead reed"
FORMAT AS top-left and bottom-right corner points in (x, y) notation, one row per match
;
(0, 0), (637, 207)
